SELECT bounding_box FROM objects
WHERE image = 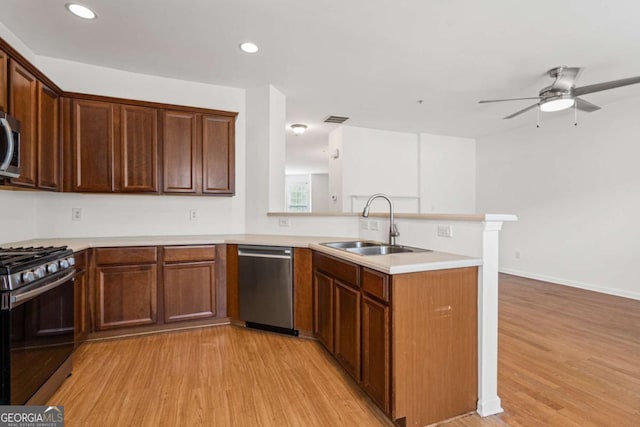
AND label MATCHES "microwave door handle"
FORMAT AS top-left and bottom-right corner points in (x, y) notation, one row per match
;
(0, 118), (13, 170)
